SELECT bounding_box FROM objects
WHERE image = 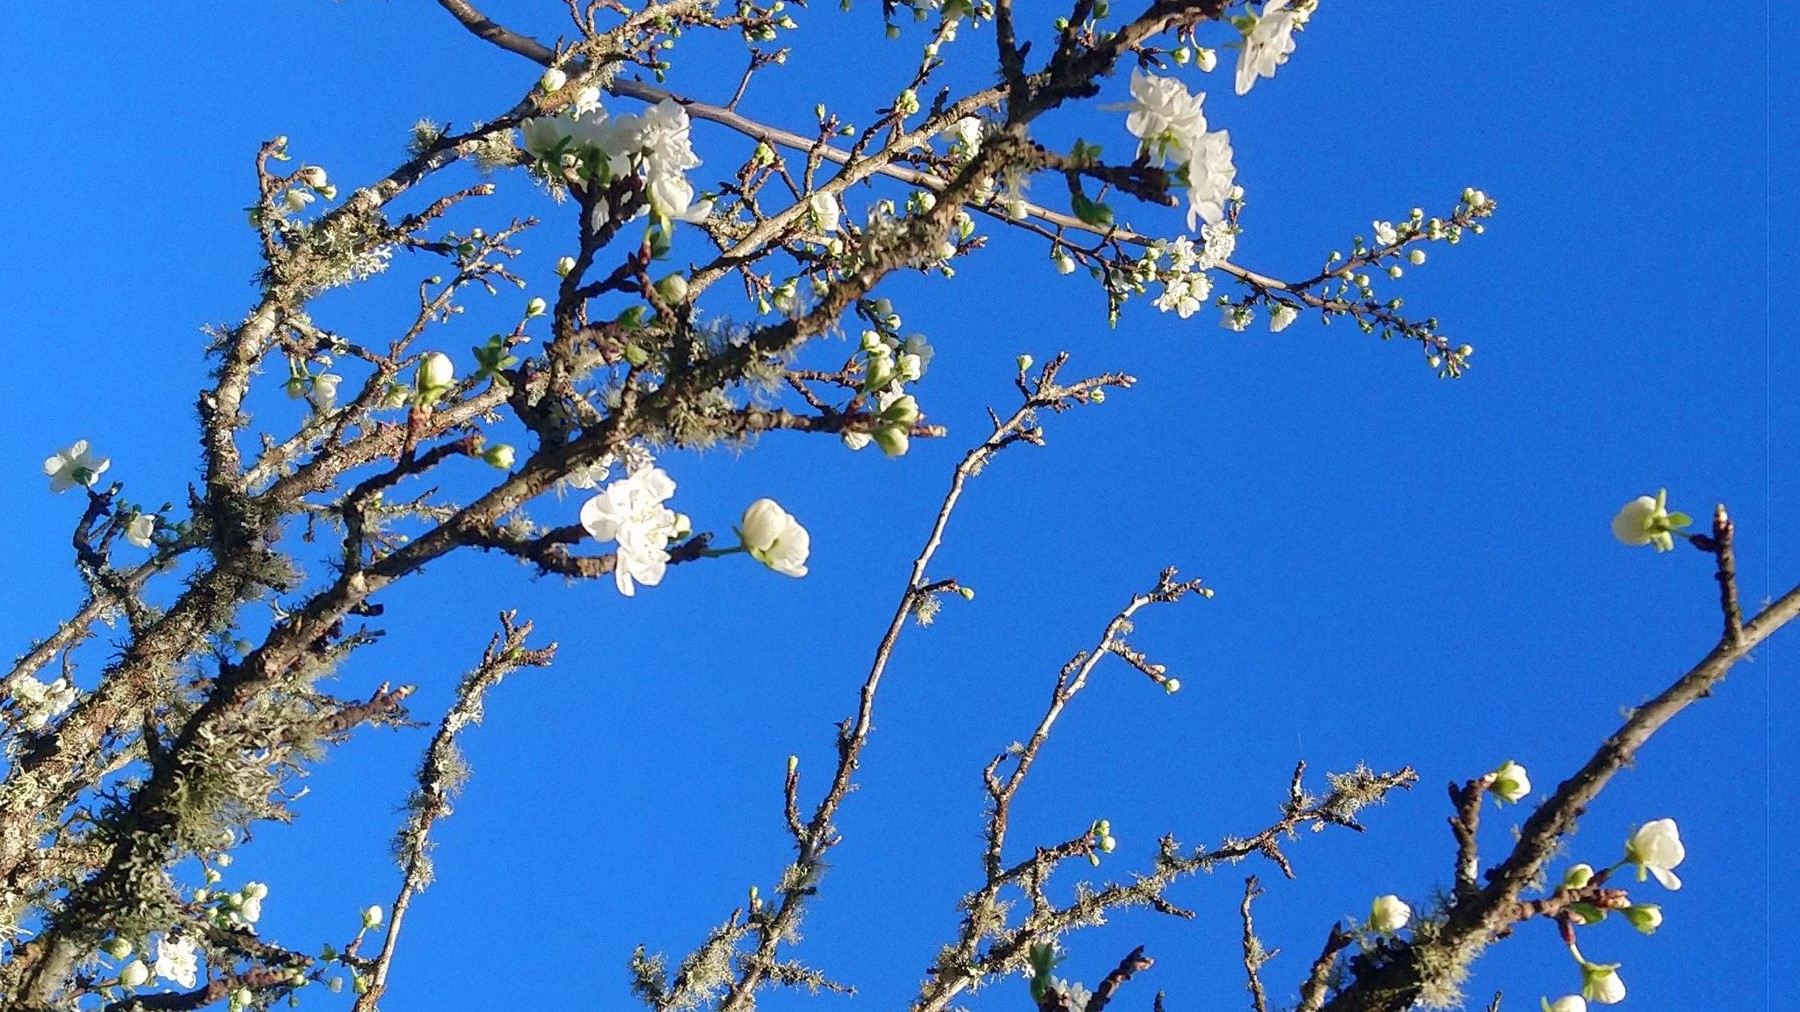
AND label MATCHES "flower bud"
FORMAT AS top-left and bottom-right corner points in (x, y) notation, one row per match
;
(120, 959), (151, 988)
(101, 937), (133, 961)
(957, 586), (976, 601)
(525, 297), (547, 318)
(1163, 678), (1181, 694)
(1562, 863), (1595, 889)
(873, 424), (910, 457)
(483, 444), (516, 470)
(416, 352), (455, 403)
(1541, 997), (1587, 1012)
(1196, 47), (1218, 72)
(1621, 903), (1662, 935)
(656, 273), (690, 304)
(555, 255), (577, 277)
(362, 905), (384, 929)
(539, 67), (568, 93)
(1409, 249), (1427, 265)
(1017, 354), (1034, 373)
(297, 166), (329, 188)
